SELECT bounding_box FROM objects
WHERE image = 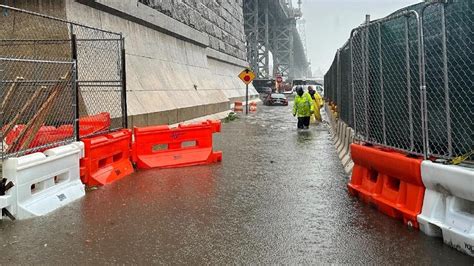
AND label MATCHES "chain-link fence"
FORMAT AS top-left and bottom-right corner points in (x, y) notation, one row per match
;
(324, 1), (473, 161)
(422, 1), (473, 159)
(0, 5), (126, 140)
(0, 58), (76, 158)
(0, 5), (127, 158)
